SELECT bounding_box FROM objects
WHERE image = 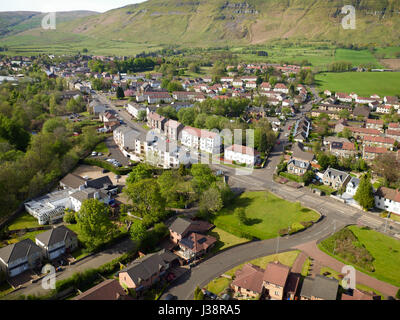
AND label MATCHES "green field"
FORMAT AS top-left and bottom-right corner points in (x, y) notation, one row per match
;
(208, 227), (249, 253)
(315, 72), (400, 97)
(319, 225), (400, 287)
(212, 191), (320, 240)
(6, 212), (40, 231)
